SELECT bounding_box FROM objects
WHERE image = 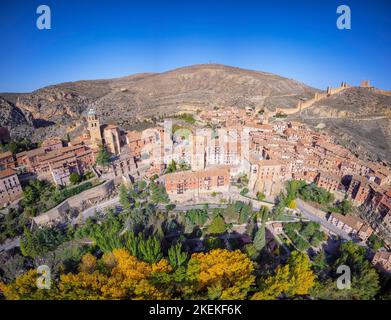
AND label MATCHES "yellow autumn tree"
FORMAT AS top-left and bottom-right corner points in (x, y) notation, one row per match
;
(187, 249), (255, 300)
(286, 251), (316, 296)
(78, 253), (97, 273)
(57, 272), (109, 300)
(252, 251), (315, 300)
(2, 248), (259, 300)
(0, 269), (55, 300)
(251, 265), (292, 300)
(101, 248), (172, 299)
